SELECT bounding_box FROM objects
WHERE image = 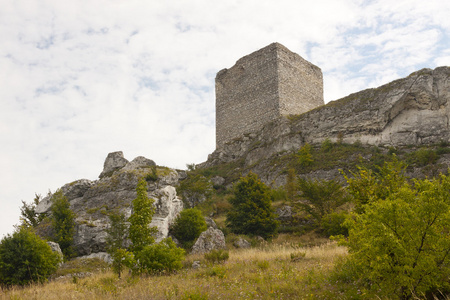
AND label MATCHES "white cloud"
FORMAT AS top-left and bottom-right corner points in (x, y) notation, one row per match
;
(0, 0), (449, 237)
